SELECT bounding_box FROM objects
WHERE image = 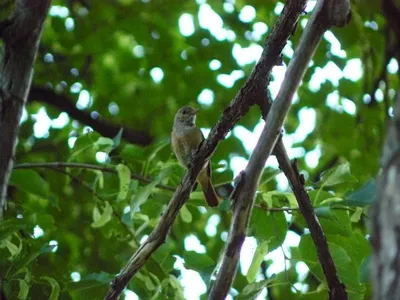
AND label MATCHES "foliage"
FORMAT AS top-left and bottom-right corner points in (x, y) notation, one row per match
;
(1, 0), (391, 299)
